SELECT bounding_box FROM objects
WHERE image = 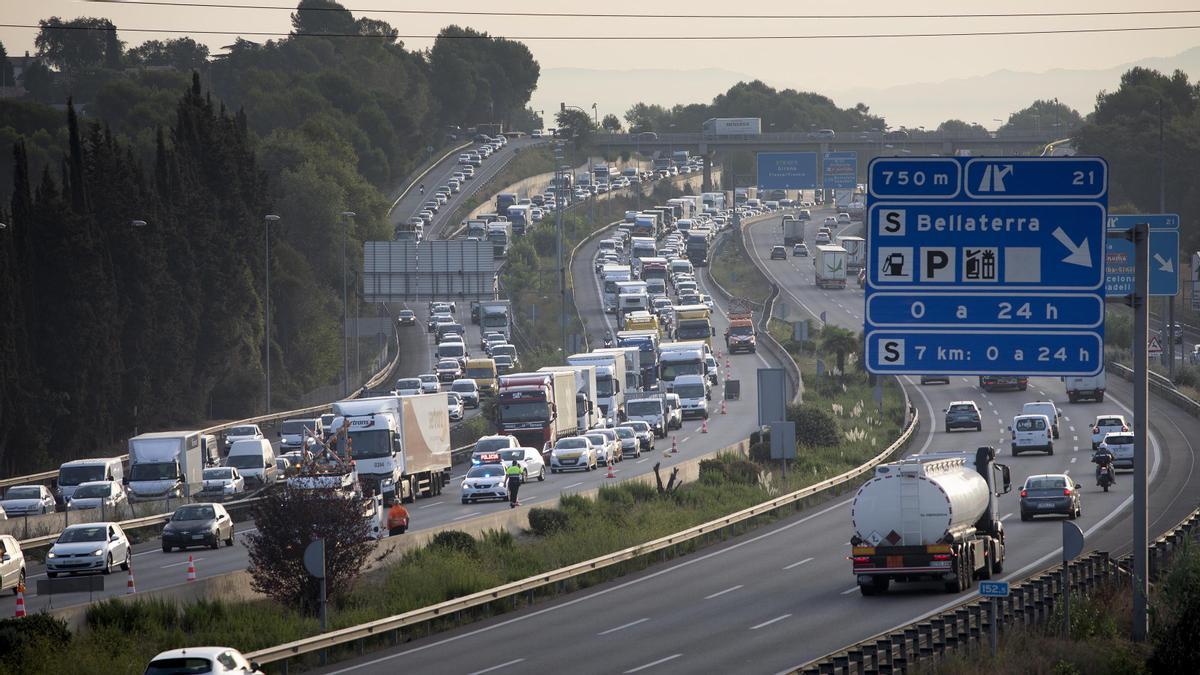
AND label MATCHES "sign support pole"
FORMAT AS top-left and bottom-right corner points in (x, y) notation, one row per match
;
(1132, 221), (1150, 642)
(990, 597), (998, 657)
